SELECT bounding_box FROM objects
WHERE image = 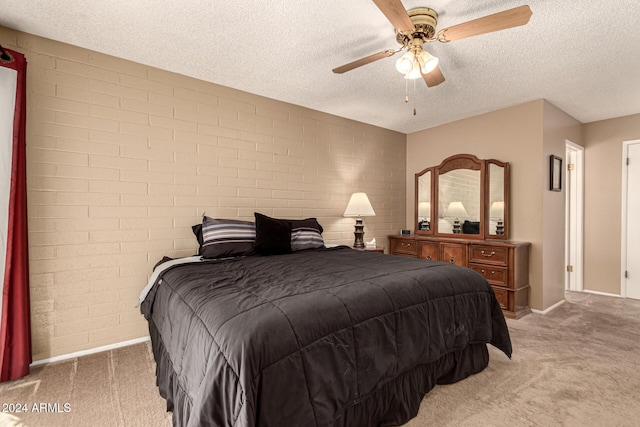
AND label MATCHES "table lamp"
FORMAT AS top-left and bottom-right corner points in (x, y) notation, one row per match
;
(447, 201), (468, 234)
(418, 201), (430, 231)
(490, 201), (505, 235)
(344, 192), (376, 248)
